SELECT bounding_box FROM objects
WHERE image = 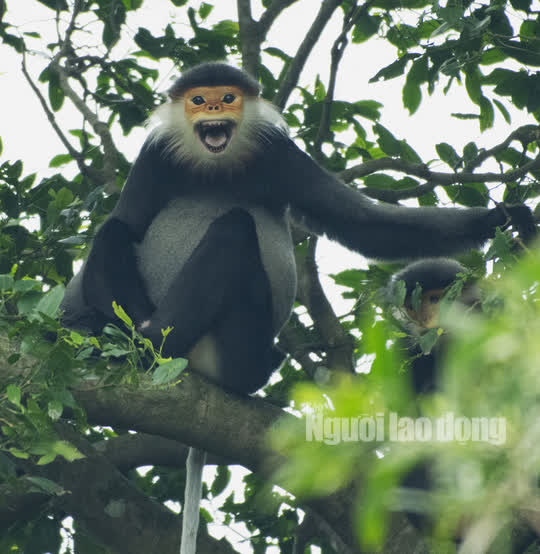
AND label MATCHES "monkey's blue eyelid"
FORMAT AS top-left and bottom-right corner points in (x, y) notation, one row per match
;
(192, 96), (205, 105)
(223, 94), (235, 103)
